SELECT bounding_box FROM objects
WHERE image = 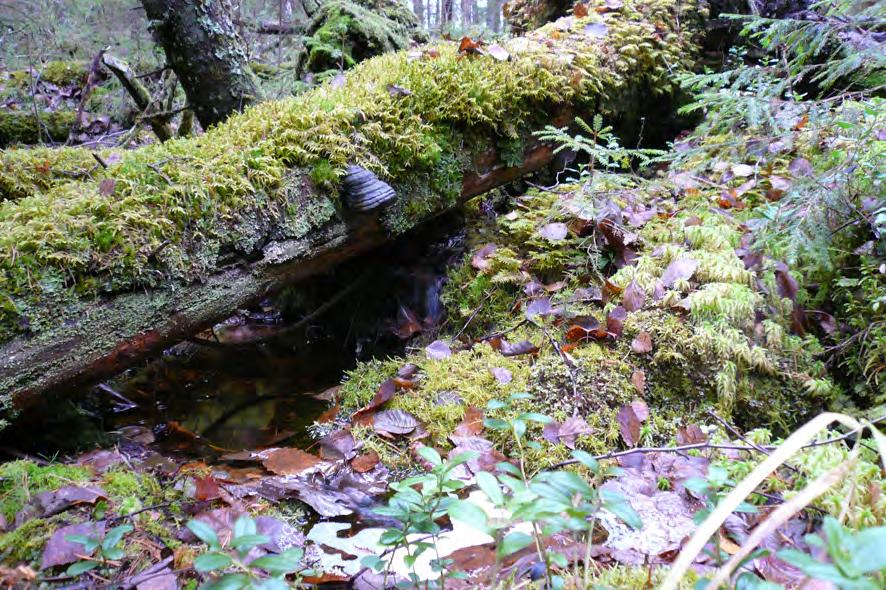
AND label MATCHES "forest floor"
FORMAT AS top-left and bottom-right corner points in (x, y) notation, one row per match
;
(0, 3), (884, 590)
